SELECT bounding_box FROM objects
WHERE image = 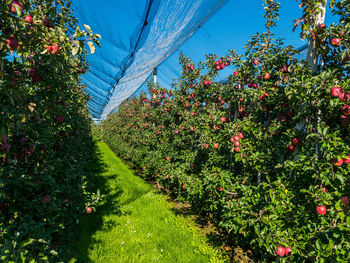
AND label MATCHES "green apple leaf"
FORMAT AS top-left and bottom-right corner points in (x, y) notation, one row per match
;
(87, 41), (95, 54)
(83, 24), (92, 35)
